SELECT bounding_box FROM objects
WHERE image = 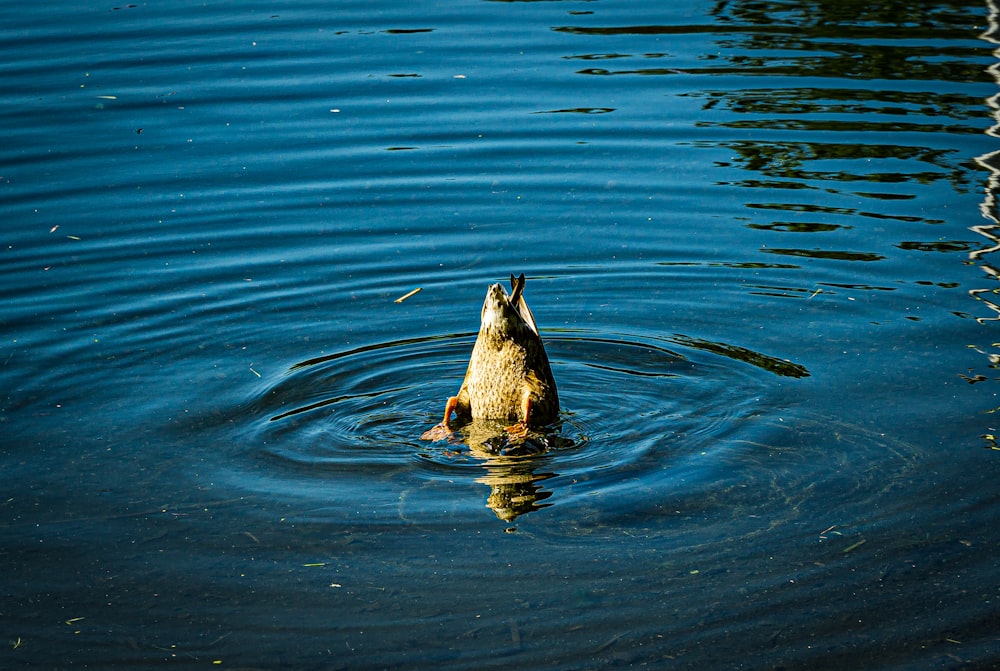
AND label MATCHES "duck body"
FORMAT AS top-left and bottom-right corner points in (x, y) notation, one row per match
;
(421, 274), (558, 441)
